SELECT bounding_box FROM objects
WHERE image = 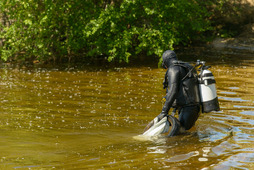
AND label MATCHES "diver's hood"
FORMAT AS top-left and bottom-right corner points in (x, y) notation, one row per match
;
(162, 50), (178, 68)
